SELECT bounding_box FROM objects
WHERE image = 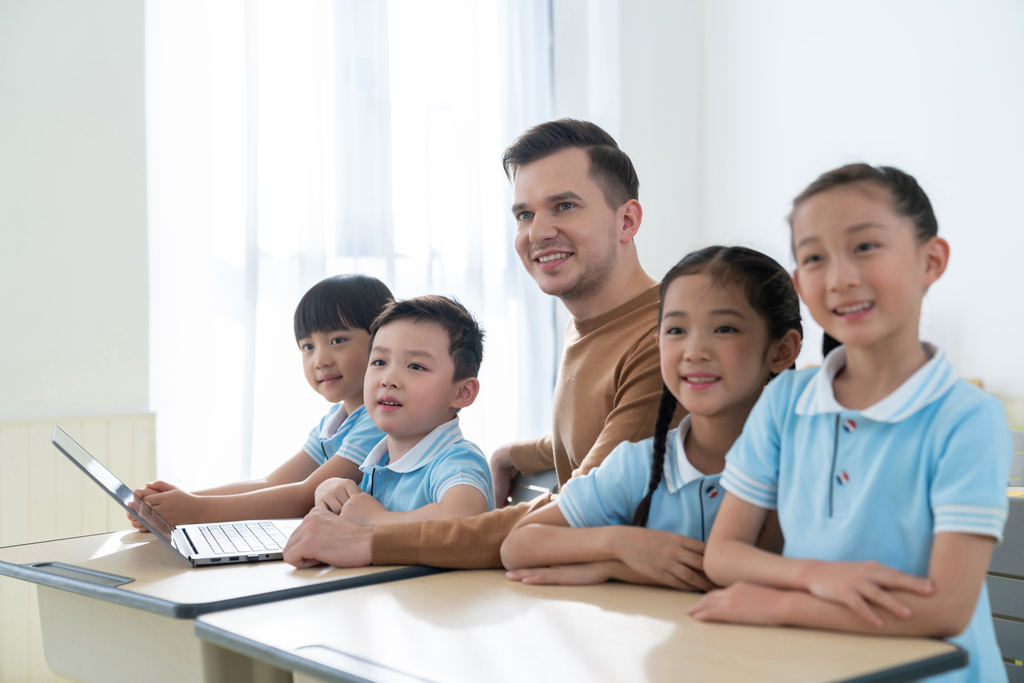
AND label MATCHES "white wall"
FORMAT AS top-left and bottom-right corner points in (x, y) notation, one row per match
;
(0, 1), (148, 417)
(612, 0), (1024, 397)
